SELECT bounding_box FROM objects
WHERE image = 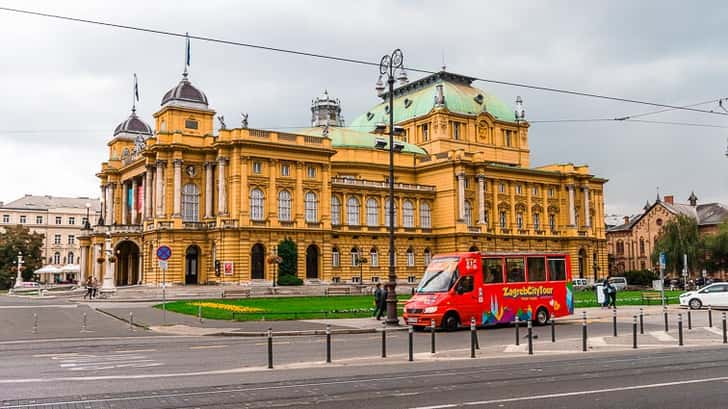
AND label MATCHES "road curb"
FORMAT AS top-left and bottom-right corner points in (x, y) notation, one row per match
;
(210, 326), (409, 337)
(94, 307), (150, 330)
